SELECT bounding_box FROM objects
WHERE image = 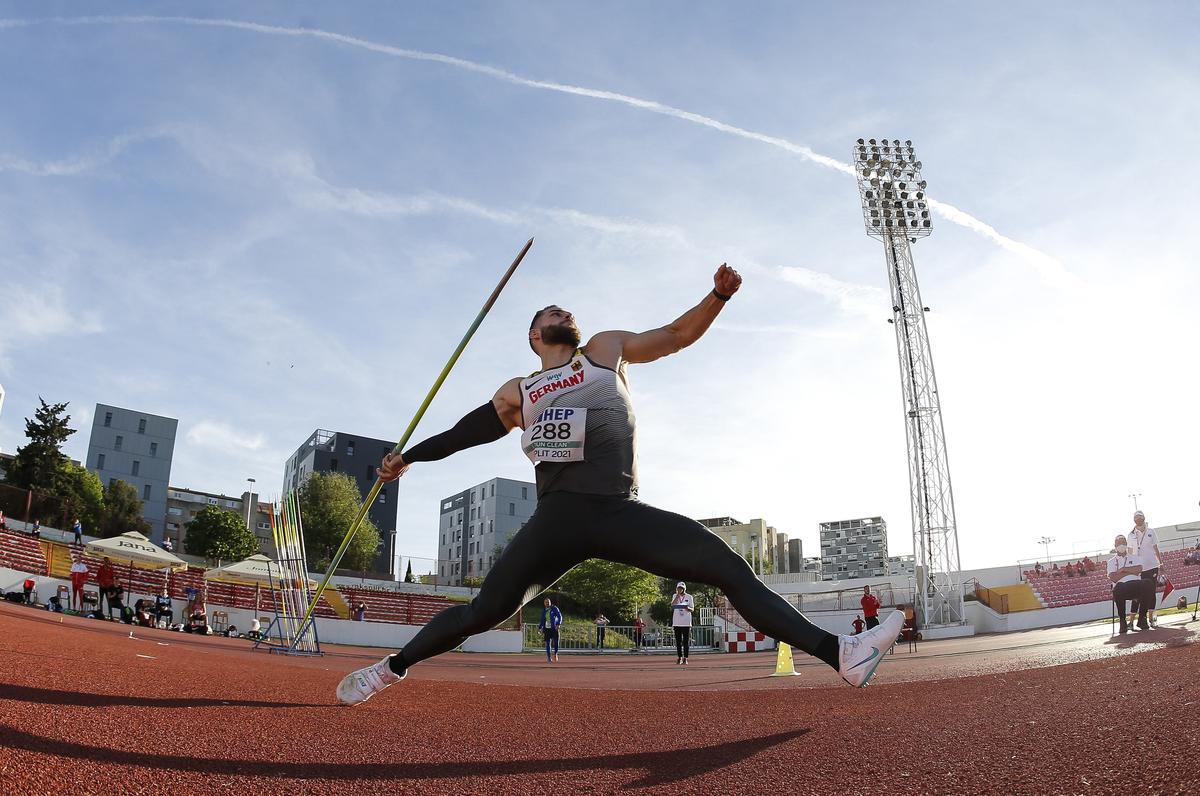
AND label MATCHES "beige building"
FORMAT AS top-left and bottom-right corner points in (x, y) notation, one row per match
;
(165, 486), (276, 558)
(699, 517), (783, 575)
